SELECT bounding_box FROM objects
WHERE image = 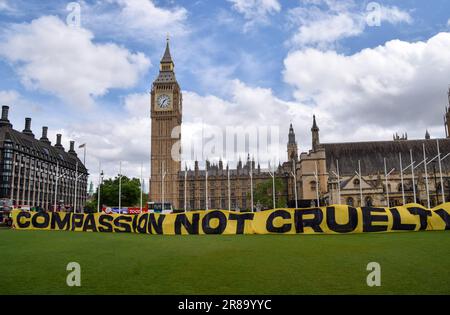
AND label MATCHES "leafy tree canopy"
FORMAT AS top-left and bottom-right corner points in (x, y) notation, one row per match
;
(253, 178), (287, 210)
(91, 176), (147, 208)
